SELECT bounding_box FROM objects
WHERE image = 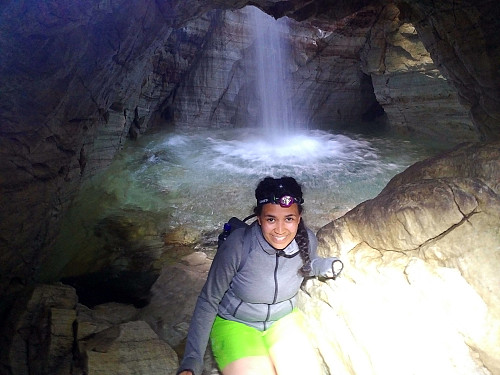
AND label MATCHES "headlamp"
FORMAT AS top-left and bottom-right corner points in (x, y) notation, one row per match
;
(257, 195), (304, 208)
